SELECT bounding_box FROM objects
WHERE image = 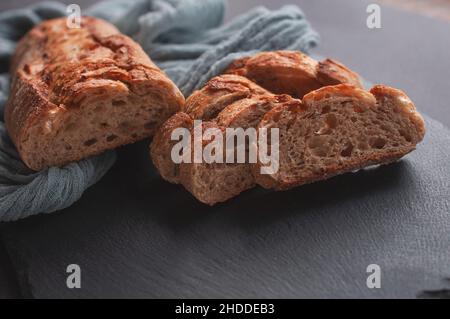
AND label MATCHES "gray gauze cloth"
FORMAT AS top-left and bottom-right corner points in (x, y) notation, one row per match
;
(0, 0), (319, 221)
